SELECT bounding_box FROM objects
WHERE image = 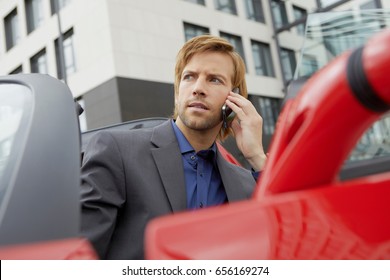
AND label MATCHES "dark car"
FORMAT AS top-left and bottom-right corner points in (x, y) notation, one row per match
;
(0, 74), (96, 259)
